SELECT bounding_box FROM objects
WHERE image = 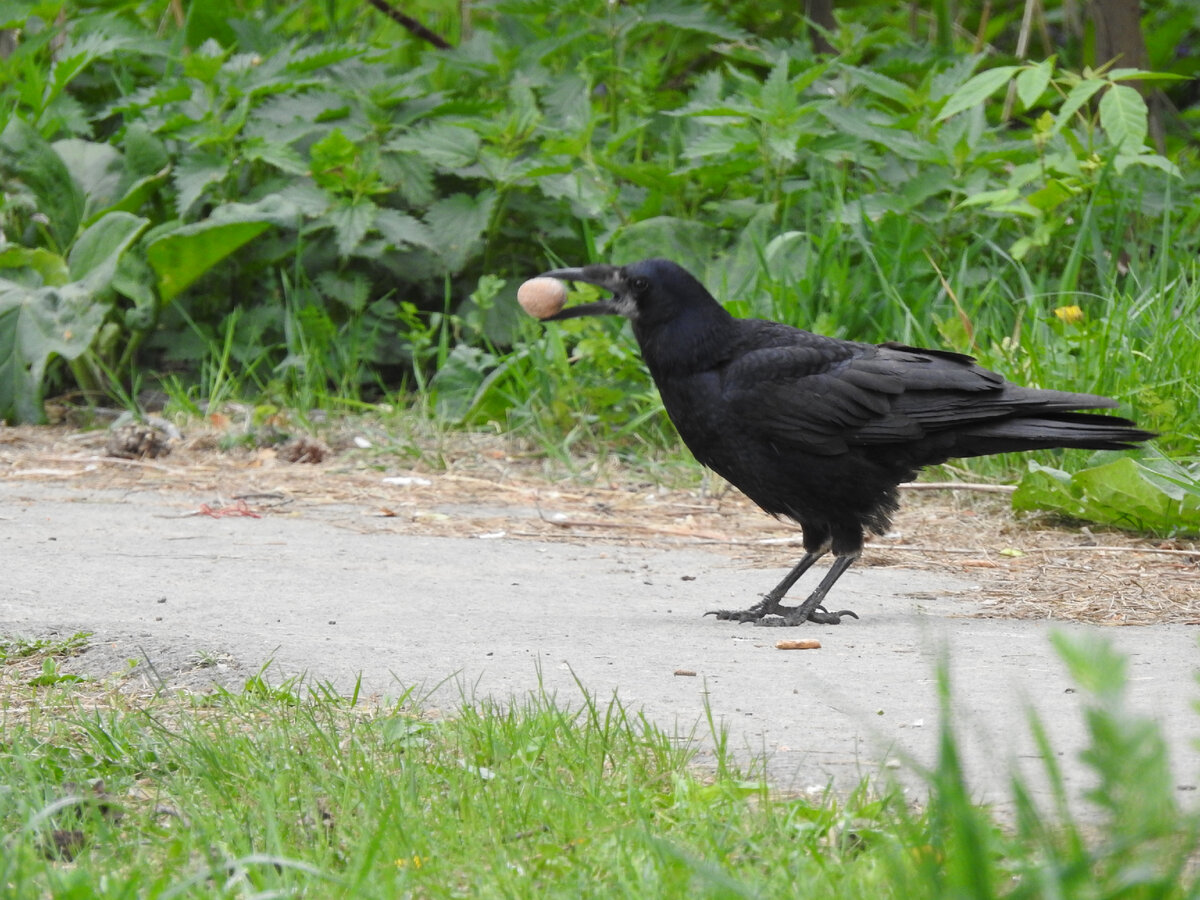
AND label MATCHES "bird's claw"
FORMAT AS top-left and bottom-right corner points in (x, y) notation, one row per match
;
(805, 607), (859, 625)
(746, 604), (860, 627)
(704, 608), (766, 623)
